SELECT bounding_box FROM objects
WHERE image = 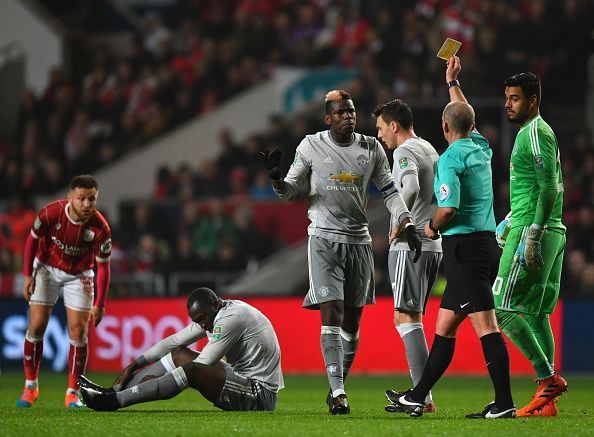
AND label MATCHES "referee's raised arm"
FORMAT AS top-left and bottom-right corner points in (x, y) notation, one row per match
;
(445, 56), (468, 105)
